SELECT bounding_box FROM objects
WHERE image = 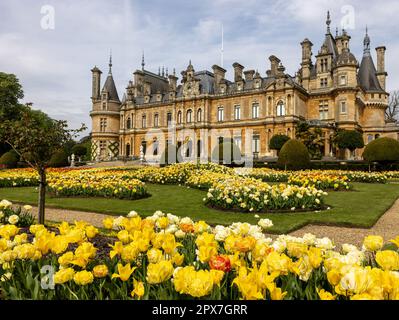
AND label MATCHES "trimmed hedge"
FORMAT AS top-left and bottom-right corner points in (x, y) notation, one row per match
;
(0, 150), (19, 168)
(363, 137), (399, 163)
(269, 134), (290, 151)
(278, 139), (310, 169)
